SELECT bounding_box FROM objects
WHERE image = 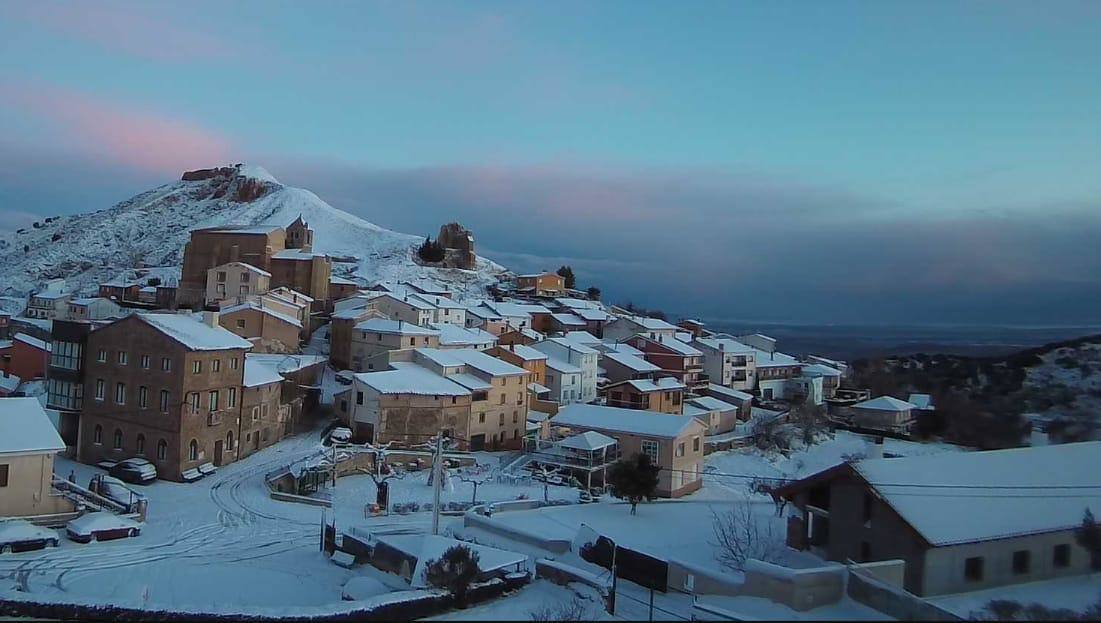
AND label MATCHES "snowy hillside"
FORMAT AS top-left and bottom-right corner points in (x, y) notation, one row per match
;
(0, 164), (506, 301)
